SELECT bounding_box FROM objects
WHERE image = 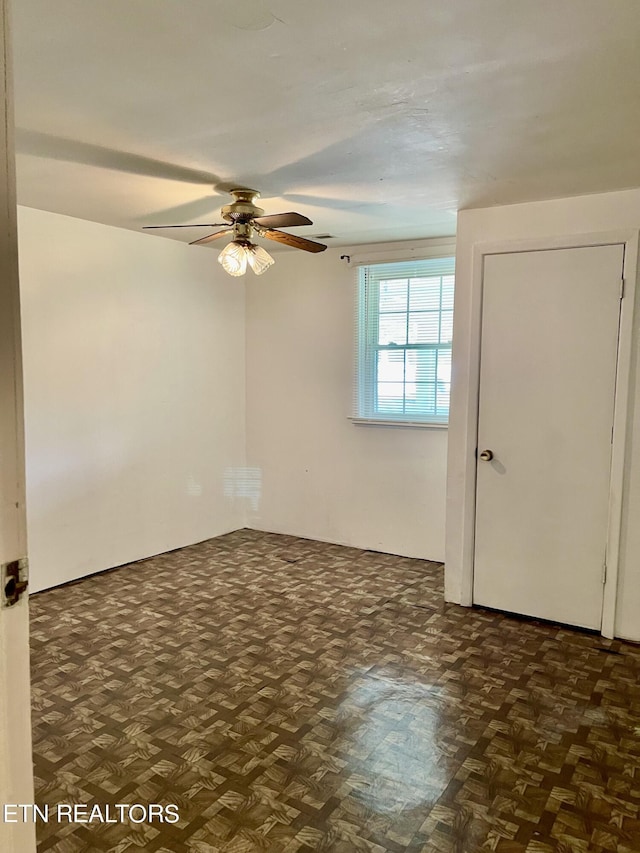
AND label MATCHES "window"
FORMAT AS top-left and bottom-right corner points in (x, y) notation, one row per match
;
(354, 256), (455, 426)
